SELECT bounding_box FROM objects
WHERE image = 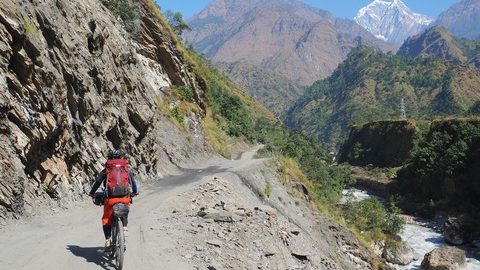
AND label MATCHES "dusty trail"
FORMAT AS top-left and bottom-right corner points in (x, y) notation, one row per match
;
(0, 147), (263, 270)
